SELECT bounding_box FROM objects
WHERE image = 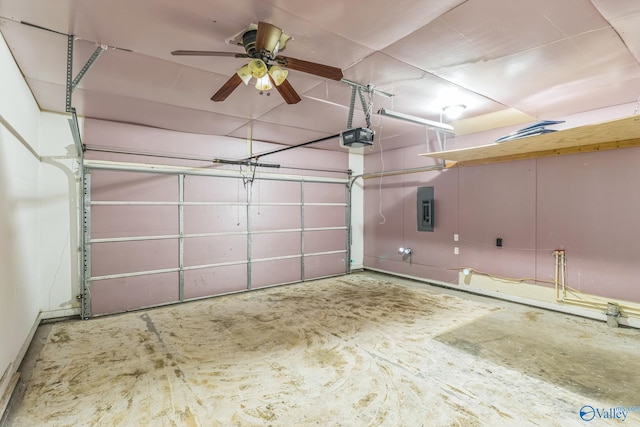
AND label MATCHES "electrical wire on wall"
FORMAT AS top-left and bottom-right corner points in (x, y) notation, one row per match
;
(360, 87), (386, 225)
